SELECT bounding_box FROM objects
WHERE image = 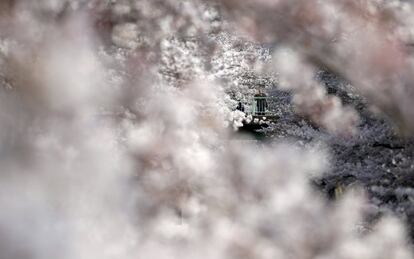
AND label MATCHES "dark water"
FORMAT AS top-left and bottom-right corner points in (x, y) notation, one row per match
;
(237, 124), (268, 141)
